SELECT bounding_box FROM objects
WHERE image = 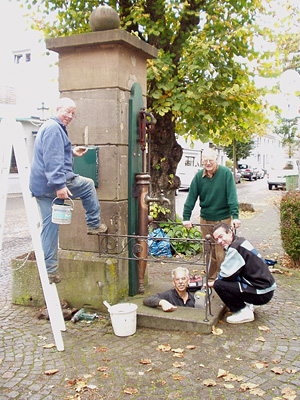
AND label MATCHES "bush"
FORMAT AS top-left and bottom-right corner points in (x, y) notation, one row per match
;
(159, 216), (202, 257)
(280, 192), (300, 267)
